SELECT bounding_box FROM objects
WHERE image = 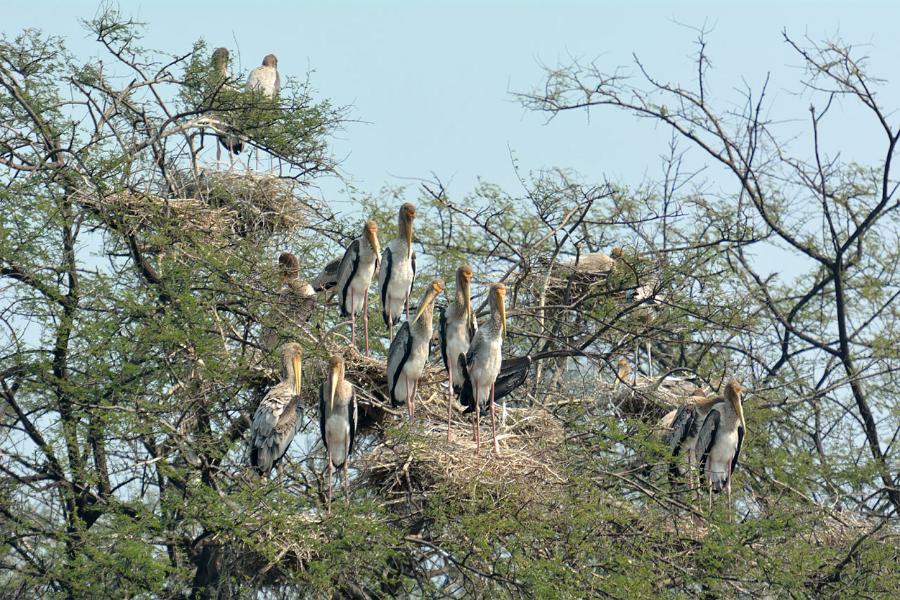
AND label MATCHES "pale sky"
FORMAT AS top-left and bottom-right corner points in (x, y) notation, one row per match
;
(7, 1), (900, 215)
